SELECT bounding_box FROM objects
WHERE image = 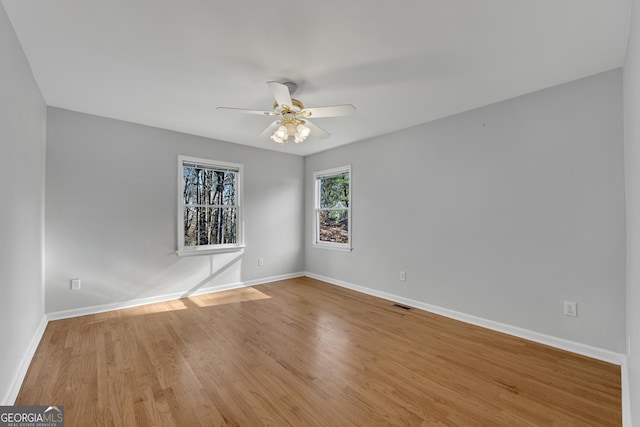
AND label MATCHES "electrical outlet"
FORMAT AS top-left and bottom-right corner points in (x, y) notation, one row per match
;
(563, 301), (577, 317)
(70, 278), (81, 290)
(399, 271), (406, 281)
(258, 258), (264, 266)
